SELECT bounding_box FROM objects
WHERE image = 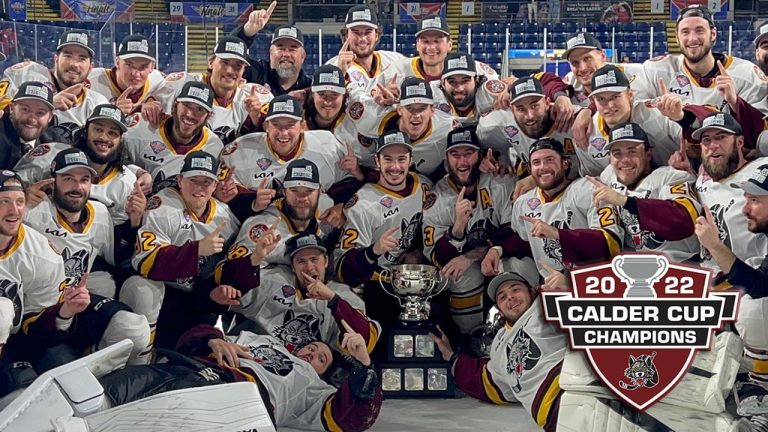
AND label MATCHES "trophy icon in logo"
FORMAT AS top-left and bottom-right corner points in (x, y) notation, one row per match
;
(612, 254), (668, 298)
